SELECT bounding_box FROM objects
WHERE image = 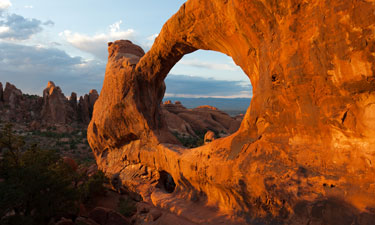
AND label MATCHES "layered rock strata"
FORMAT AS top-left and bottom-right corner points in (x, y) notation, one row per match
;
(88, 1), (375, 224)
